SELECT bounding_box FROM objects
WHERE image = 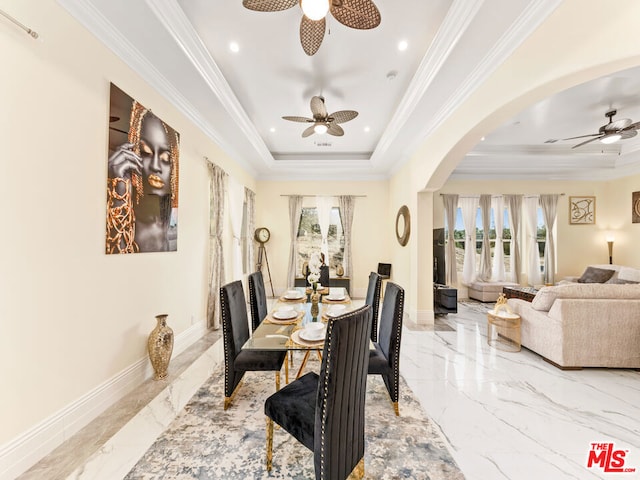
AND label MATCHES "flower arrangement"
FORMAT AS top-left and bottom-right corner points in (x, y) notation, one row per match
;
(307, 252), (321, 291)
